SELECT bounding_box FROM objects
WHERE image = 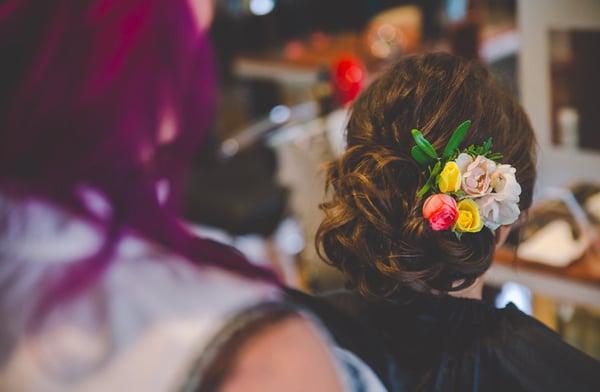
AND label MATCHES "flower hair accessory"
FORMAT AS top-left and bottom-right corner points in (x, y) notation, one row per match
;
(411, 120), (521, 238)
